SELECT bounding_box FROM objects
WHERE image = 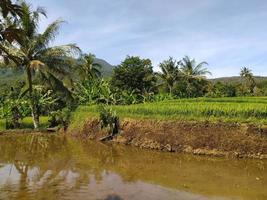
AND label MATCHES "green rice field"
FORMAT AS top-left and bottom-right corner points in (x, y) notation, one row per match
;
(2, 97), (267, 131)
(72, 97), (267, 125)
(0, 116), (49, 131)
